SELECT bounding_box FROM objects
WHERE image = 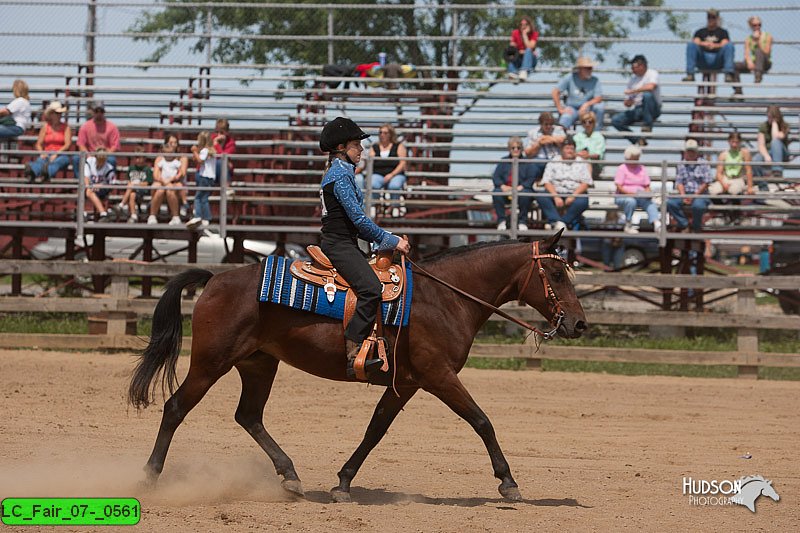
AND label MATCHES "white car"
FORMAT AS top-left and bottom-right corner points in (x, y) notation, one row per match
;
(30, 229), (309, 264)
